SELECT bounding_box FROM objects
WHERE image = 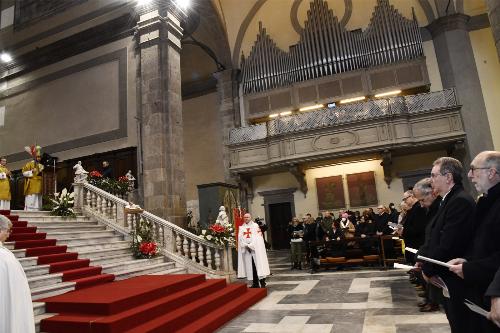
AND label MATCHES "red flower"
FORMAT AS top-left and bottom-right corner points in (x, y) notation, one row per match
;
(209, 224), (225, 233)
(118, 176), (128, 182)
(89, 170), (103, 178)
(139, 242), (157, 256)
